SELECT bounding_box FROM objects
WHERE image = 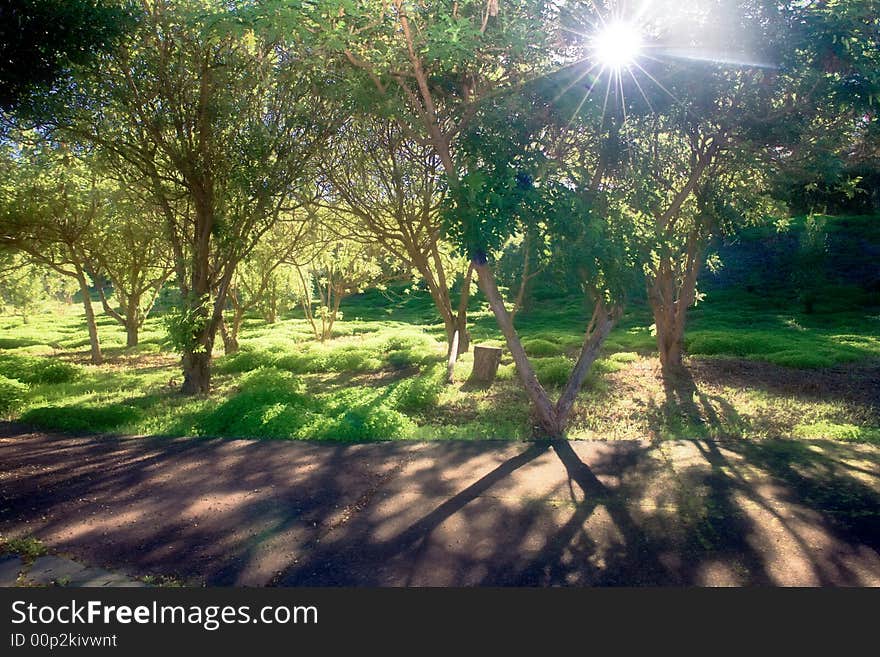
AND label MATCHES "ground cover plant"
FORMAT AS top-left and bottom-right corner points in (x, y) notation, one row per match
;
(1, 213), (877, 444)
